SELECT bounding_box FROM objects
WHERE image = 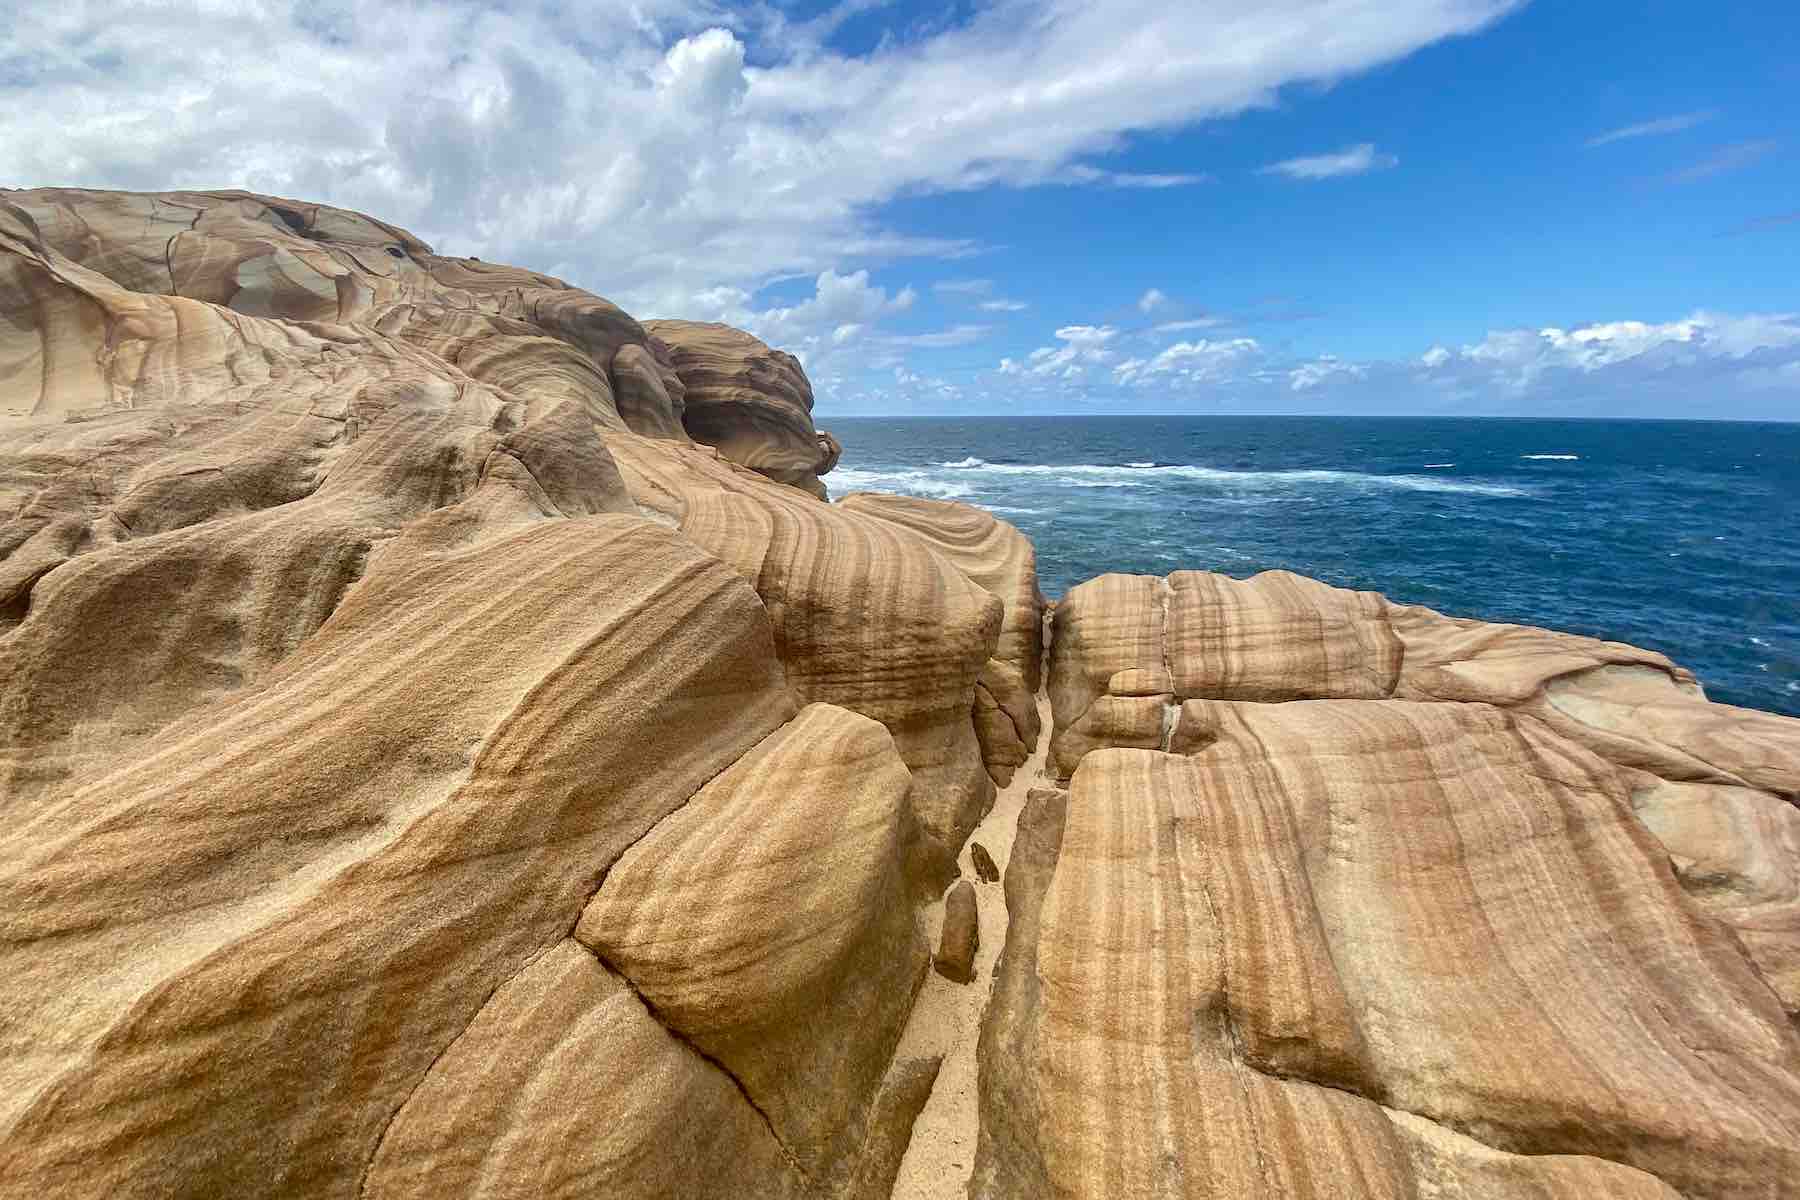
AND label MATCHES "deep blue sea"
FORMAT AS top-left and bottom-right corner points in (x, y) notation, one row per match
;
(827, 416), (1800, 718)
